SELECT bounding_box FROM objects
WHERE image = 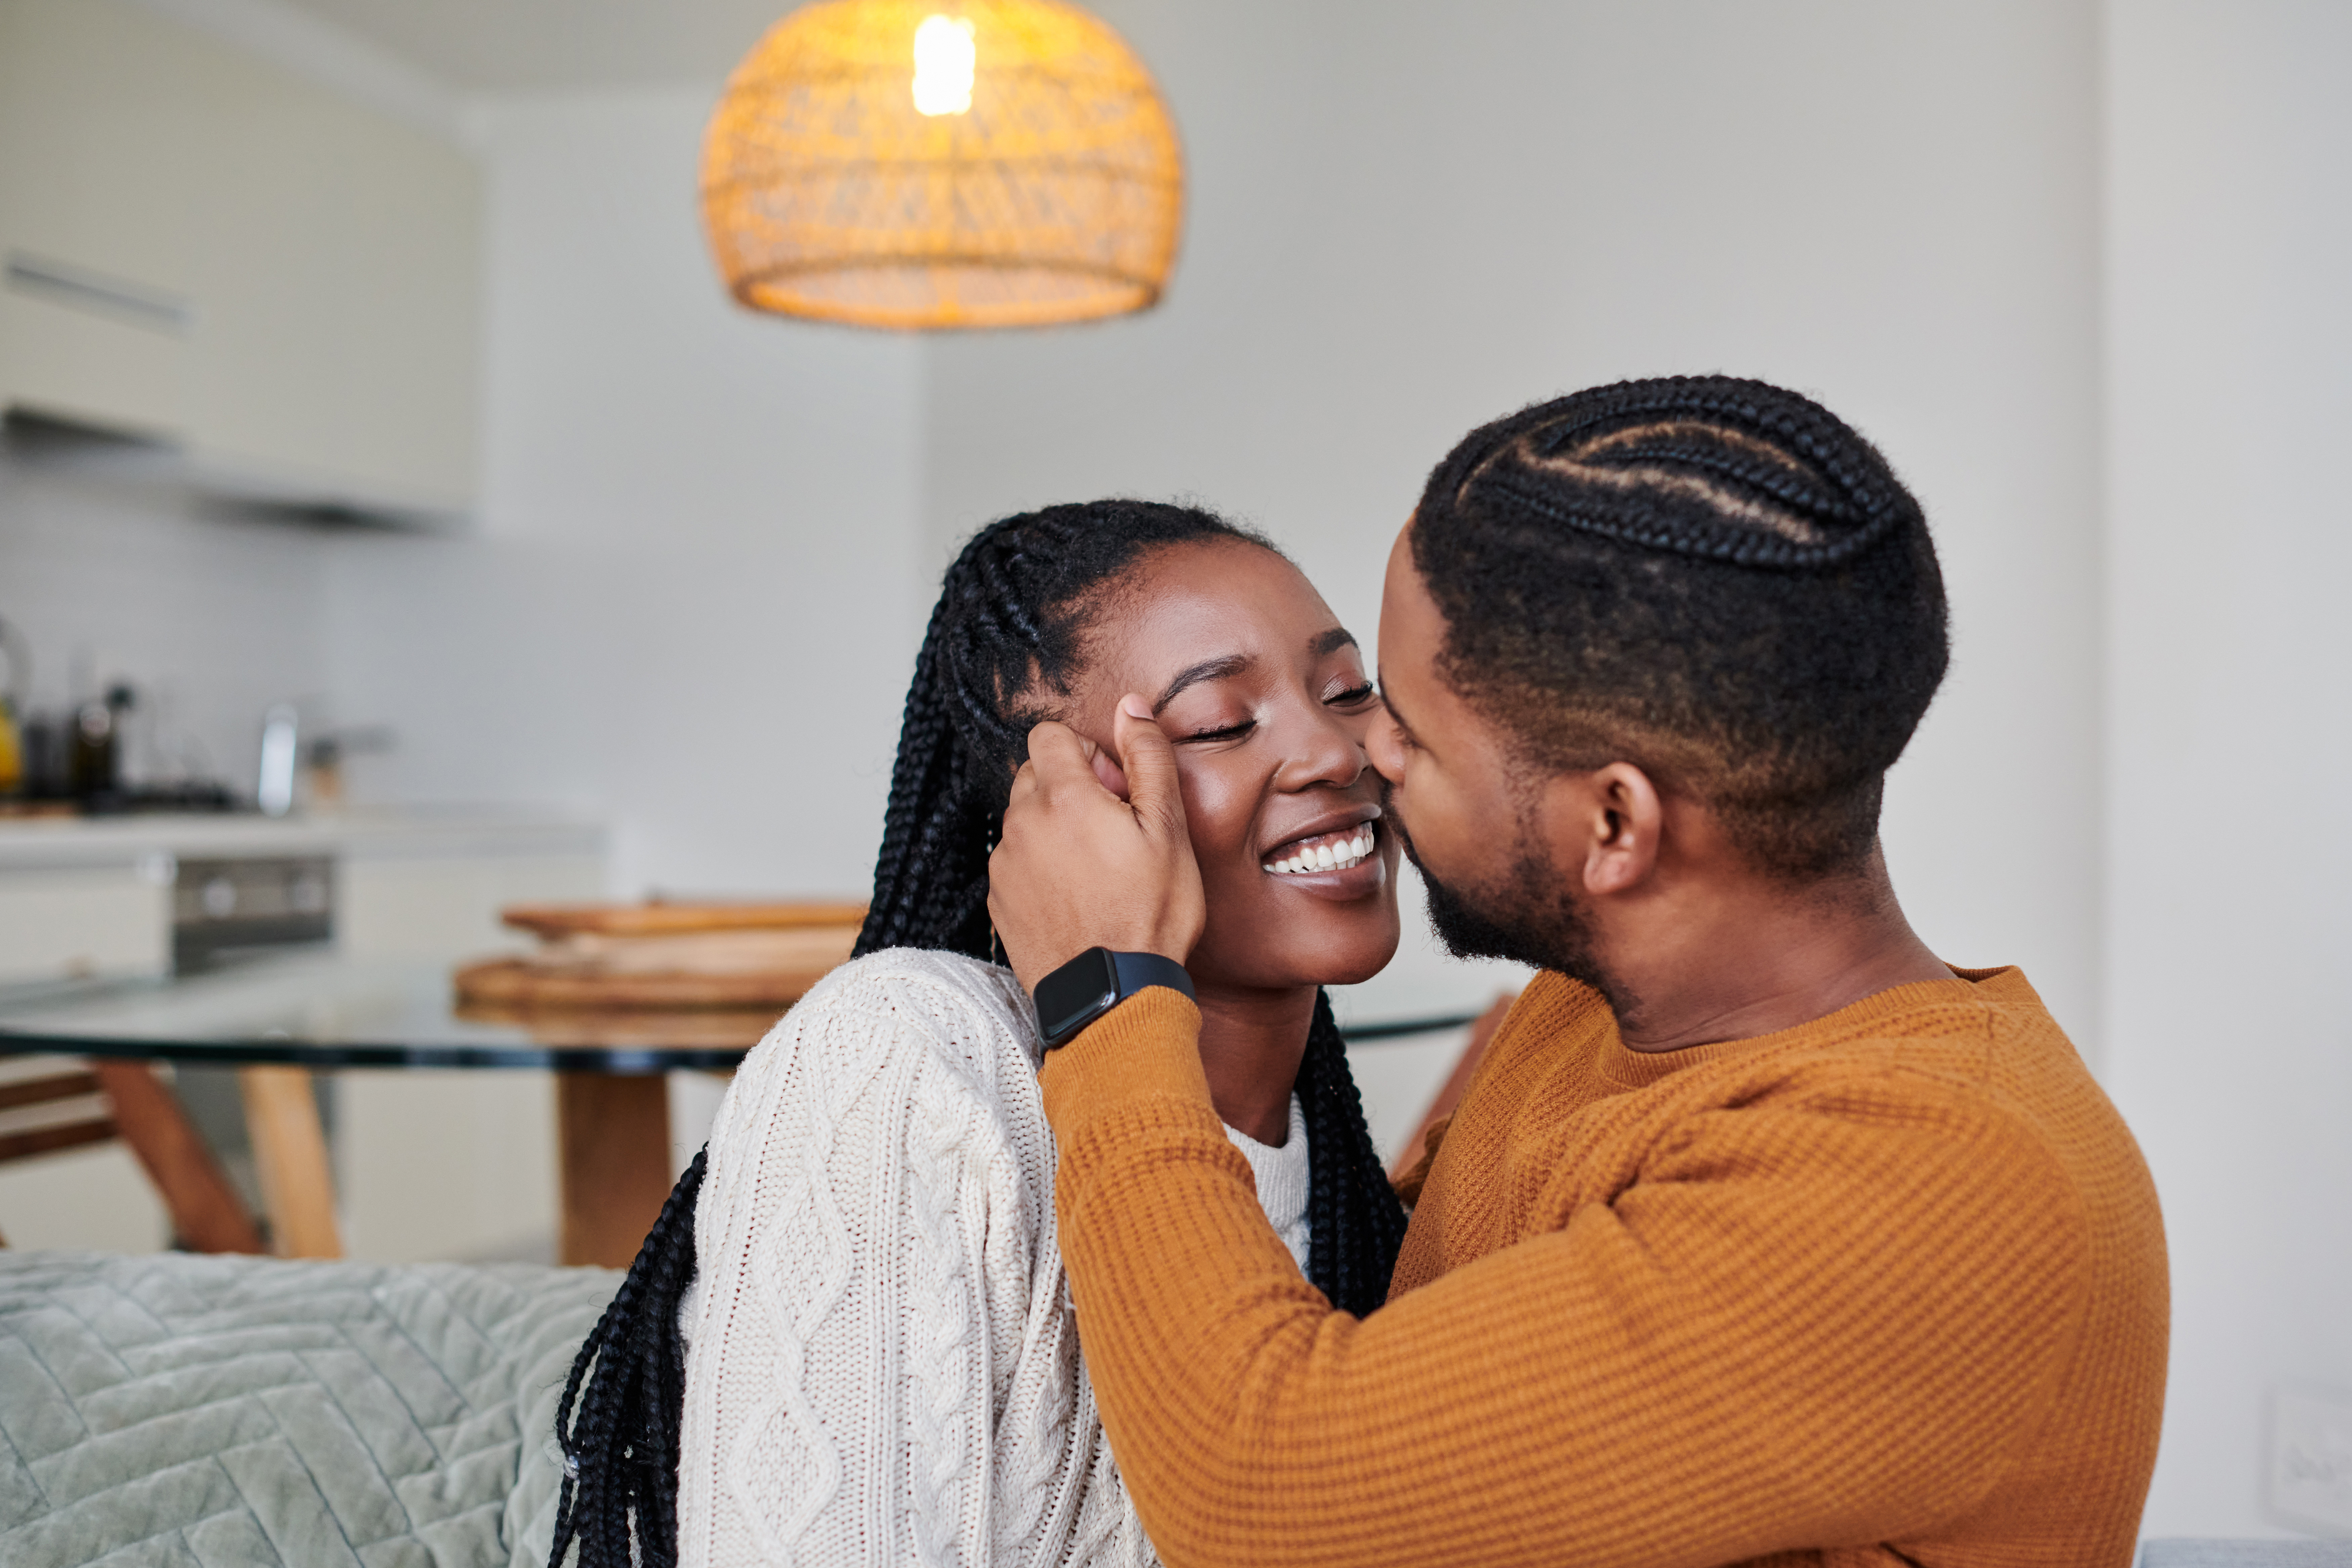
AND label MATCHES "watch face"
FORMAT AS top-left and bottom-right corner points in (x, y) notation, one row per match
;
(1037, 947), (1120, 1045)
